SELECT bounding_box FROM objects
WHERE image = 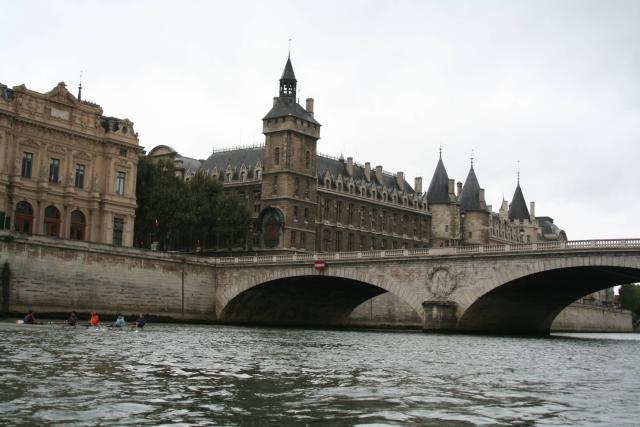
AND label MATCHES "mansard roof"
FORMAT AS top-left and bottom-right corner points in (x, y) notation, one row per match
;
(263, 97), (320, 126)
(202, 146), (264, 171)
(176, 155), (203, 172)
(316, 155), (415, 195)
(459, 165), (483, 212)
(508, 183), (530, 220)
(426, 157), (451, 204)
